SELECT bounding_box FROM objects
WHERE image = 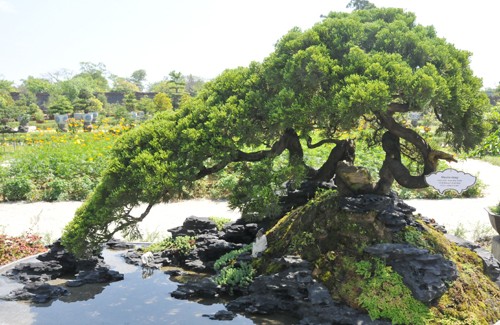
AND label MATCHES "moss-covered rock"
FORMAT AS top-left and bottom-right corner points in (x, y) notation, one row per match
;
(258, 190), (500, 324)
